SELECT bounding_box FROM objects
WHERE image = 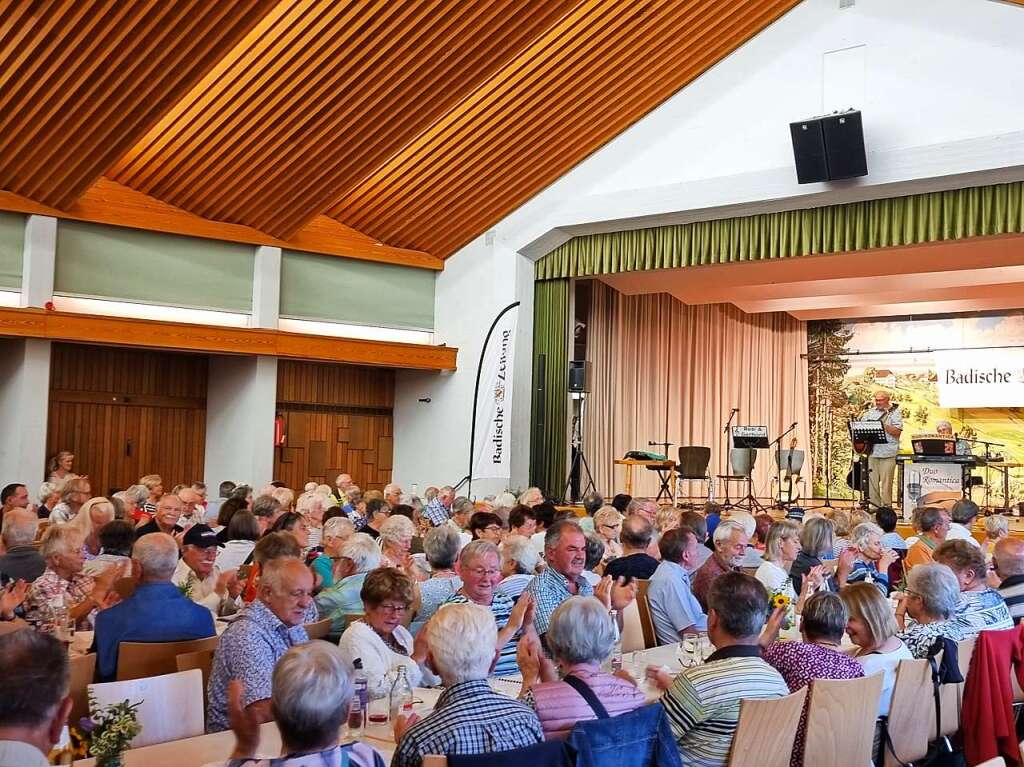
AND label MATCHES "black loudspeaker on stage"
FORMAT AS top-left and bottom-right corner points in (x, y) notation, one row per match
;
(790, 109), (867, 184)
(568, 360), (588, 393)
